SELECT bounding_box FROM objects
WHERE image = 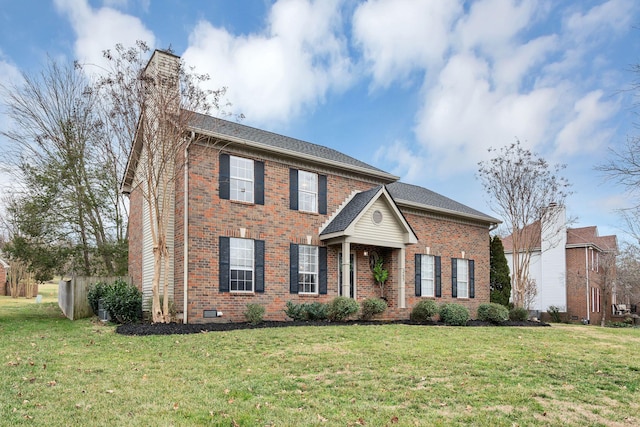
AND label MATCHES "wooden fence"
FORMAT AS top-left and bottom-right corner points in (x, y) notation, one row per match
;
(58, 276), (131, 320)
